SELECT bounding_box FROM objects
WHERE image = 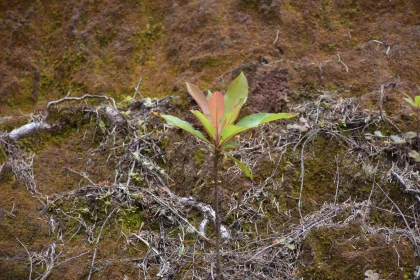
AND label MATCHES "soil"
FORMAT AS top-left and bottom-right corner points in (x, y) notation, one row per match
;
(1, 0), (420, 279)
